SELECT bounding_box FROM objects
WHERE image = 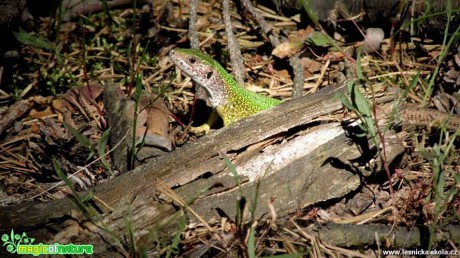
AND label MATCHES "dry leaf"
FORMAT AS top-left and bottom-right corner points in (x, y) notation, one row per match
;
(272, 41), (303, 59)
